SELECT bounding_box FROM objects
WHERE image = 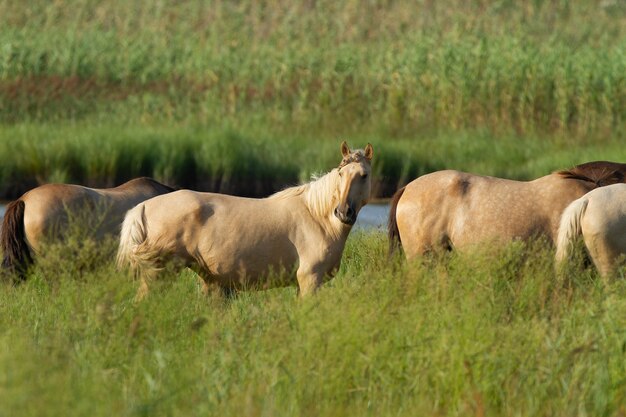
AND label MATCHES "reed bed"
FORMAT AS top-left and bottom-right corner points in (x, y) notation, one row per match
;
(1, 0), (625, 195)
(1, 123), (625, 199)
(1, 0), (625, 133)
